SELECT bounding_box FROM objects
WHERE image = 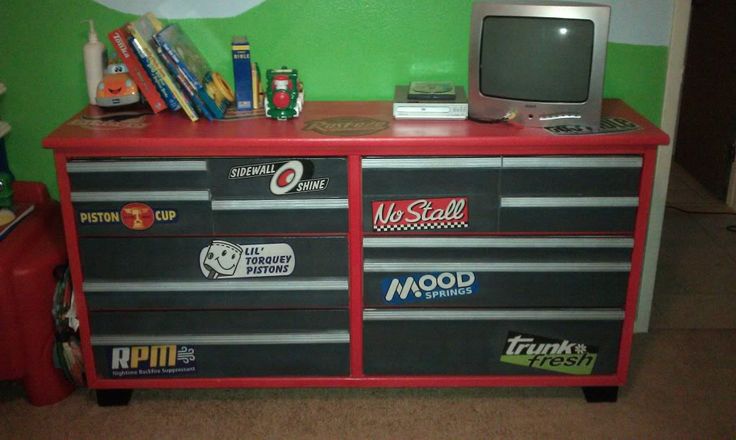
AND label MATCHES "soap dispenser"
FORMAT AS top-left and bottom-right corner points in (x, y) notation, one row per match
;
(82, 19), (107, 105)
